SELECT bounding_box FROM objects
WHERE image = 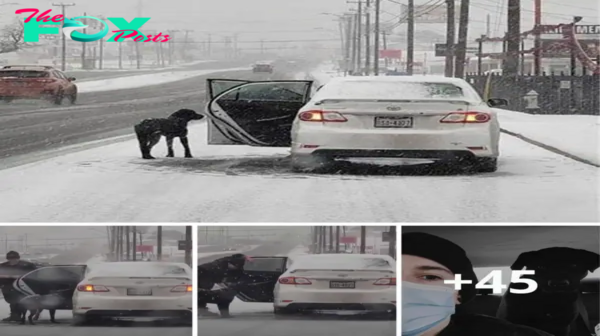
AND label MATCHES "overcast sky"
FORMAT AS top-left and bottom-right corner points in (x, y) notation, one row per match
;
(2, 0), (598, 52)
